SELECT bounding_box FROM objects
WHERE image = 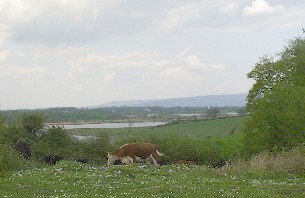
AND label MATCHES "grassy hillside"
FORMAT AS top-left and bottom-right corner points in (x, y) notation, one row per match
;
(1, 161), (304, 197)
